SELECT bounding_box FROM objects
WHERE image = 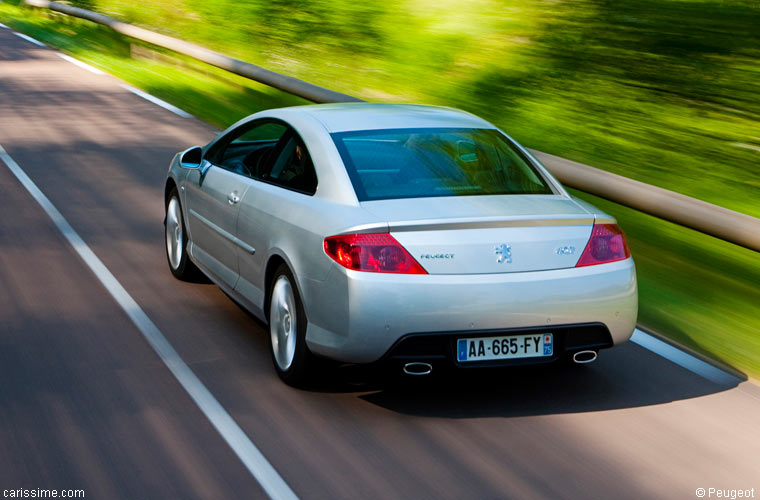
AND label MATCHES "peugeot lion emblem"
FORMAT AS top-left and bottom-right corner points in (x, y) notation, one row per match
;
(495, 243), (512, 264)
